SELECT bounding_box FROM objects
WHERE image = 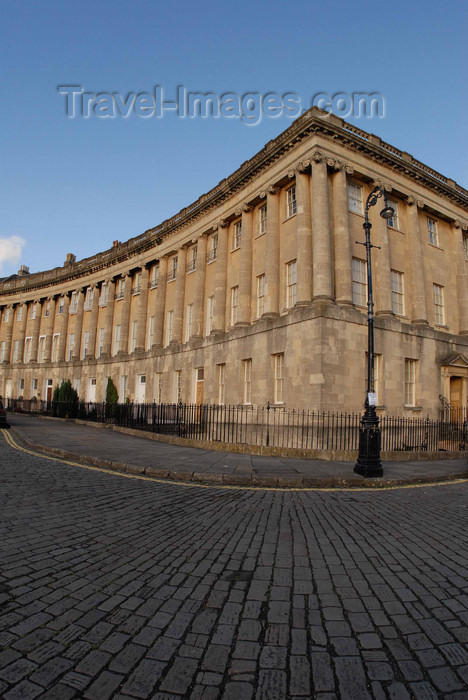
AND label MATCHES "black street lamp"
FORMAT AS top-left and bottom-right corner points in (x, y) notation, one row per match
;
(354, 186), (394, 478)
